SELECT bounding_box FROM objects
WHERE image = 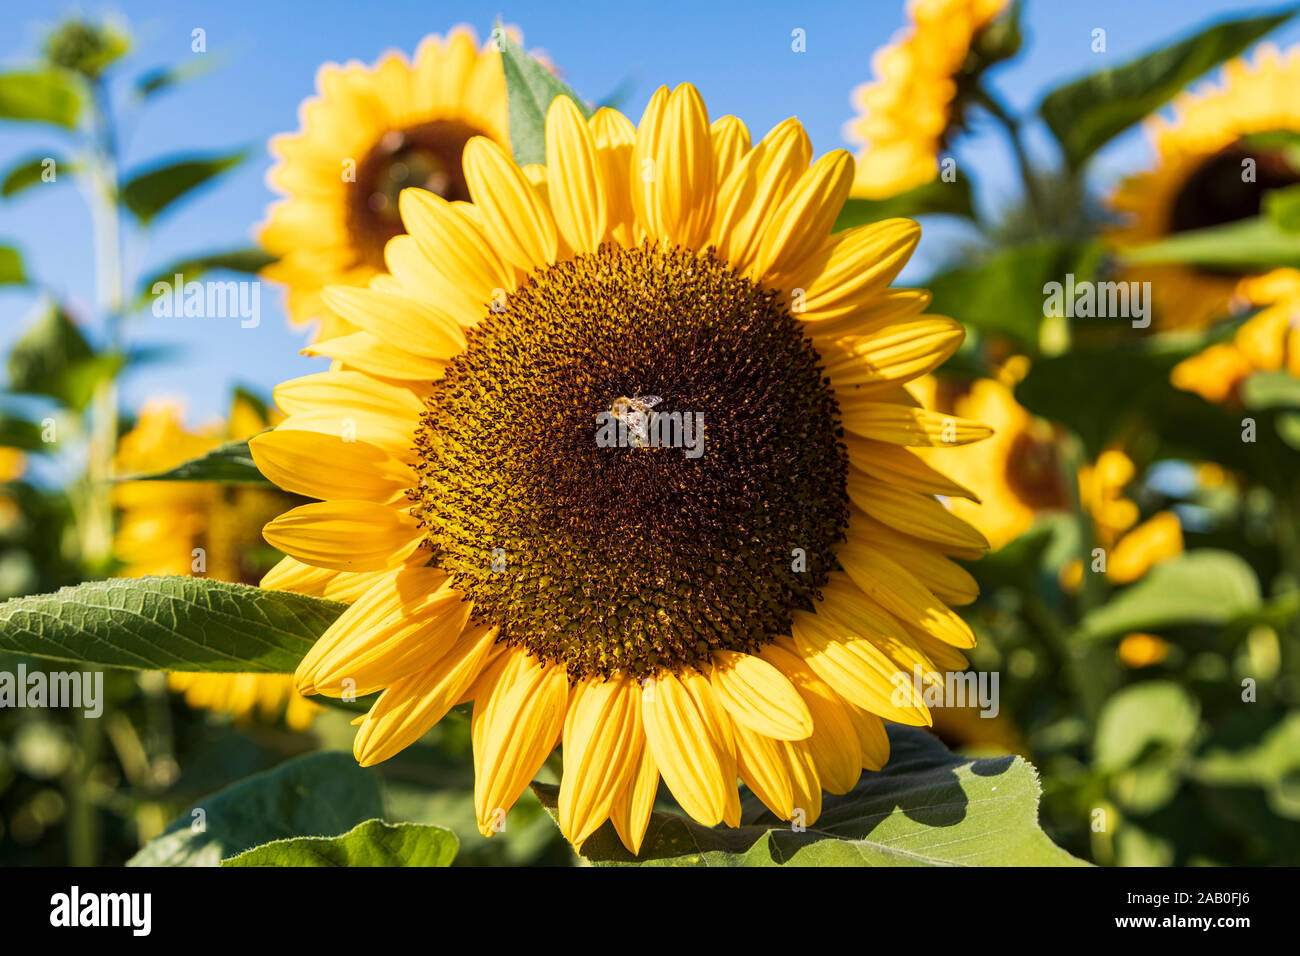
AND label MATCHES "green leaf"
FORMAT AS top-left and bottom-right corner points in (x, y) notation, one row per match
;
(1241, 370), (1300, 410)
(129, 753), (385, 866)
(0, 245), (26, 284)
(534, 725), (1086, 865)
(122, 437), (271, 484)
(6, 302), (115, 409)
(1079, 550), (1262, 640)
(1267, 184), (1300, 231)
(1, 155), (74, 197)
(834, 176), (975, 231)
(1015, 339), (1203, 455)
(134, 56), (221, 100)
(121, 150), (247, 224)
(223, 819), (458, 867)
(0, 70), (84, 129)
(927, 240), (1101, 351)
(1120, 214), (1300, 272)
(496, 25), (593, 167)
(134, 247), (275, 310)
(0, 576), (344, 671)
(1040, 7), (1296, 170)
(0, 414), (47, 451)
(1095, 682), (1200, 772)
